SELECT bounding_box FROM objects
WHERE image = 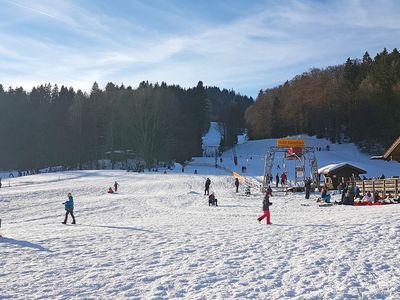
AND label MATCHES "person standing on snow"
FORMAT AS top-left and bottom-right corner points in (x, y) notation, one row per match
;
(235, 178), (240, 193)
(204, 178), (211, 195)
(305, 178), (312, 199)
(62, 193), (76, 224)
(281, 172), (287, 186)
(114, 181), (119, 192)
(258, 191), (272, 224)
(275, 174), (279, 188)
